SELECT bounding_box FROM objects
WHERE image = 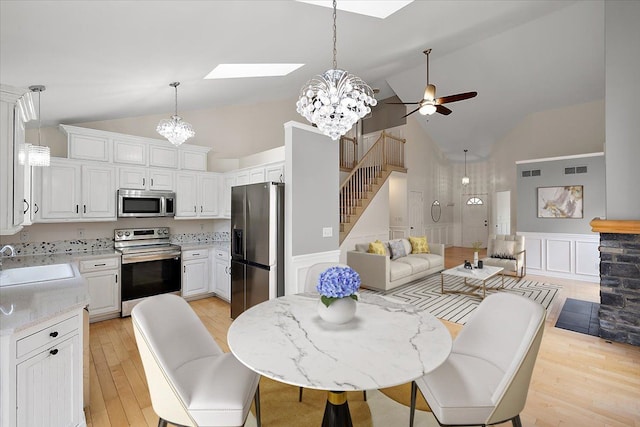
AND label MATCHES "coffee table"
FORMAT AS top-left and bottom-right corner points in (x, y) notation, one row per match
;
(441, 264), (504, 299)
